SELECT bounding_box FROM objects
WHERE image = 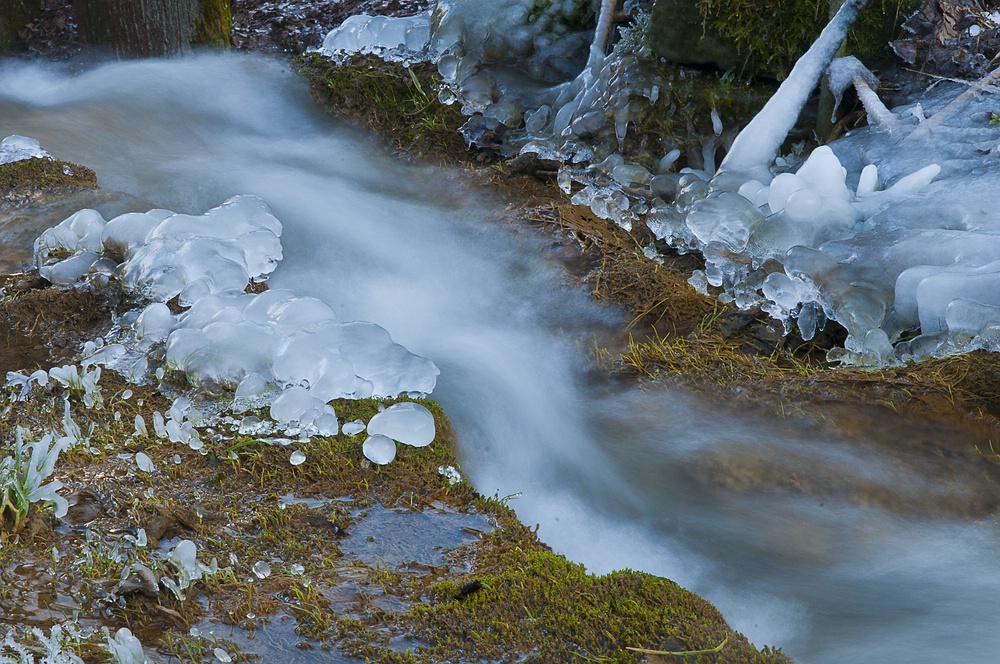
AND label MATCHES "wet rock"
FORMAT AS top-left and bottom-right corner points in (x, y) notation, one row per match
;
(115, 563), (159, 598)
(460, 114), (508, 158)
(0, 0), (42, 53)
(505, 152), (562, 180)
(64, 489), (104, 525)
(717, 309), (760, 339)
